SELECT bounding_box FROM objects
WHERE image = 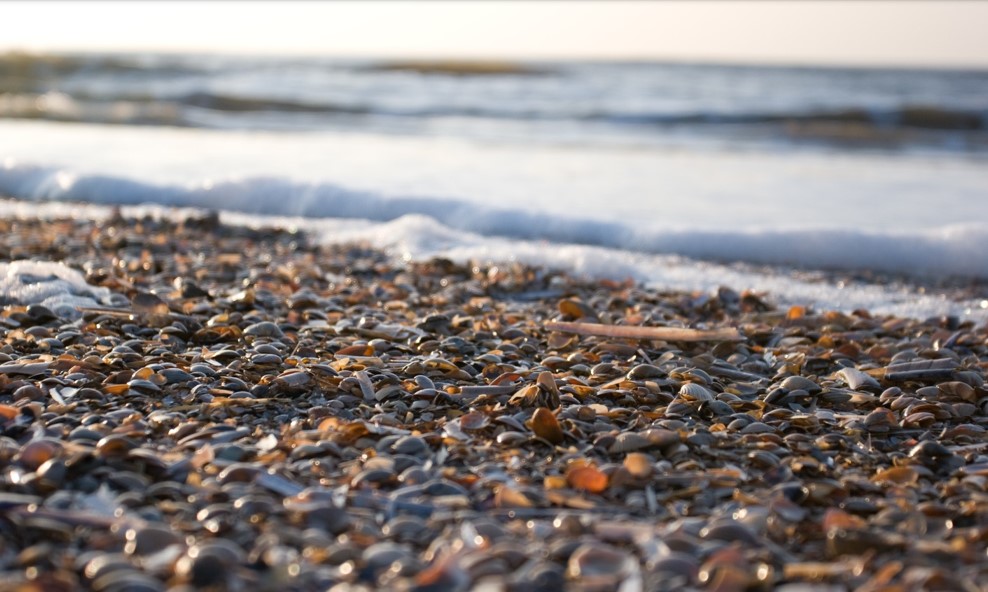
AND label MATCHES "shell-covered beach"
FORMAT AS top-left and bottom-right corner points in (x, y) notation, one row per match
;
(1, 211), (985, 591)
(4, 2), (988, 589)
